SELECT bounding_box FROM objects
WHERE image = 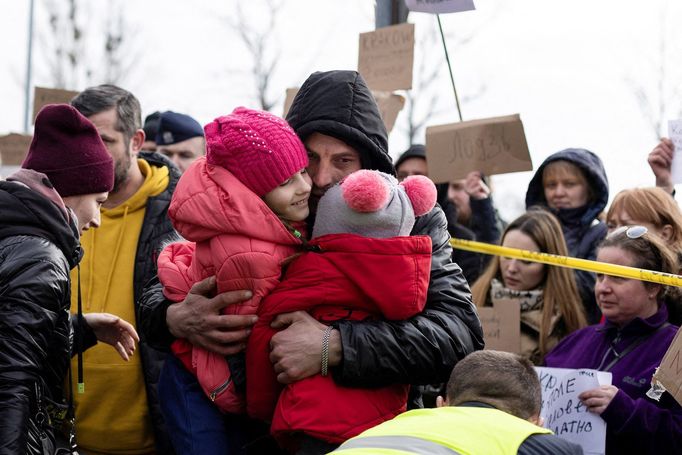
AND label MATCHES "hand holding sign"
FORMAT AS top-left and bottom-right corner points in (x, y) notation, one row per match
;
(536, 367), (611, 455)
